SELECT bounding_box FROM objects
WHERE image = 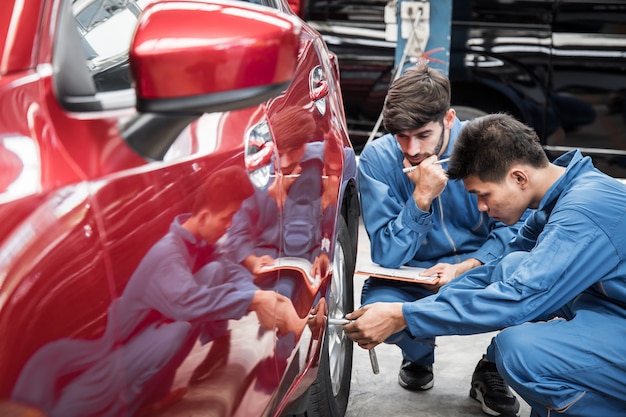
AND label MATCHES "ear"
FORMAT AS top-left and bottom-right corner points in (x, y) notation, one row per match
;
(196, 208), (212, 225)
(444, 108), (456, 129)
(510, 169), (528, 189)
